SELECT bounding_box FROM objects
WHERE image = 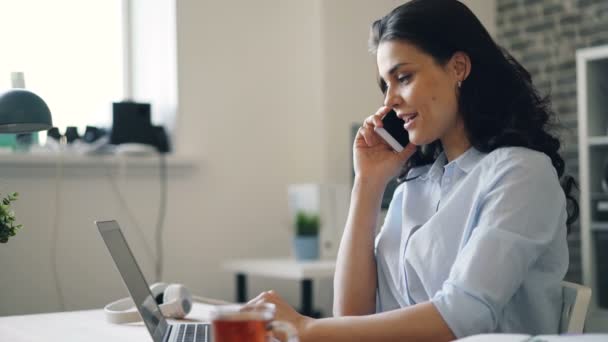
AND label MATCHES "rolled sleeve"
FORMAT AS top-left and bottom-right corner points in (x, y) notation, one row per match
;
(431, 152), (566, 337)
(432, 282), (495, 338)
